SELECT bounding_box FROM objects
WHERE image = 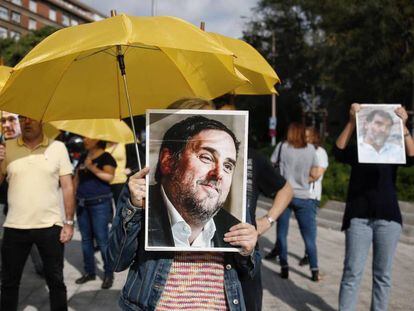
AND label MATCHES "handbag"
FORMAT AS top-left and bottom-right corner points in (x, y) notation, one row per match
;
(273, 141), (284, 175)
